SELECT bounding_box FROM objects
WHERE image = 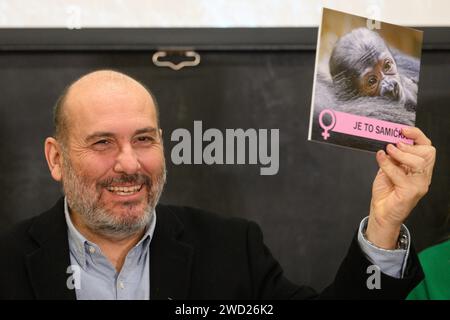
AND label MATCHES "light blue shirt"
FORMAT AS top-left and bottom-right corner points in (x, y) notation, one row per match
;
(64, 198), (156, 300)
(64, 198), (409, 299)
(358, 216), (410, 278)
